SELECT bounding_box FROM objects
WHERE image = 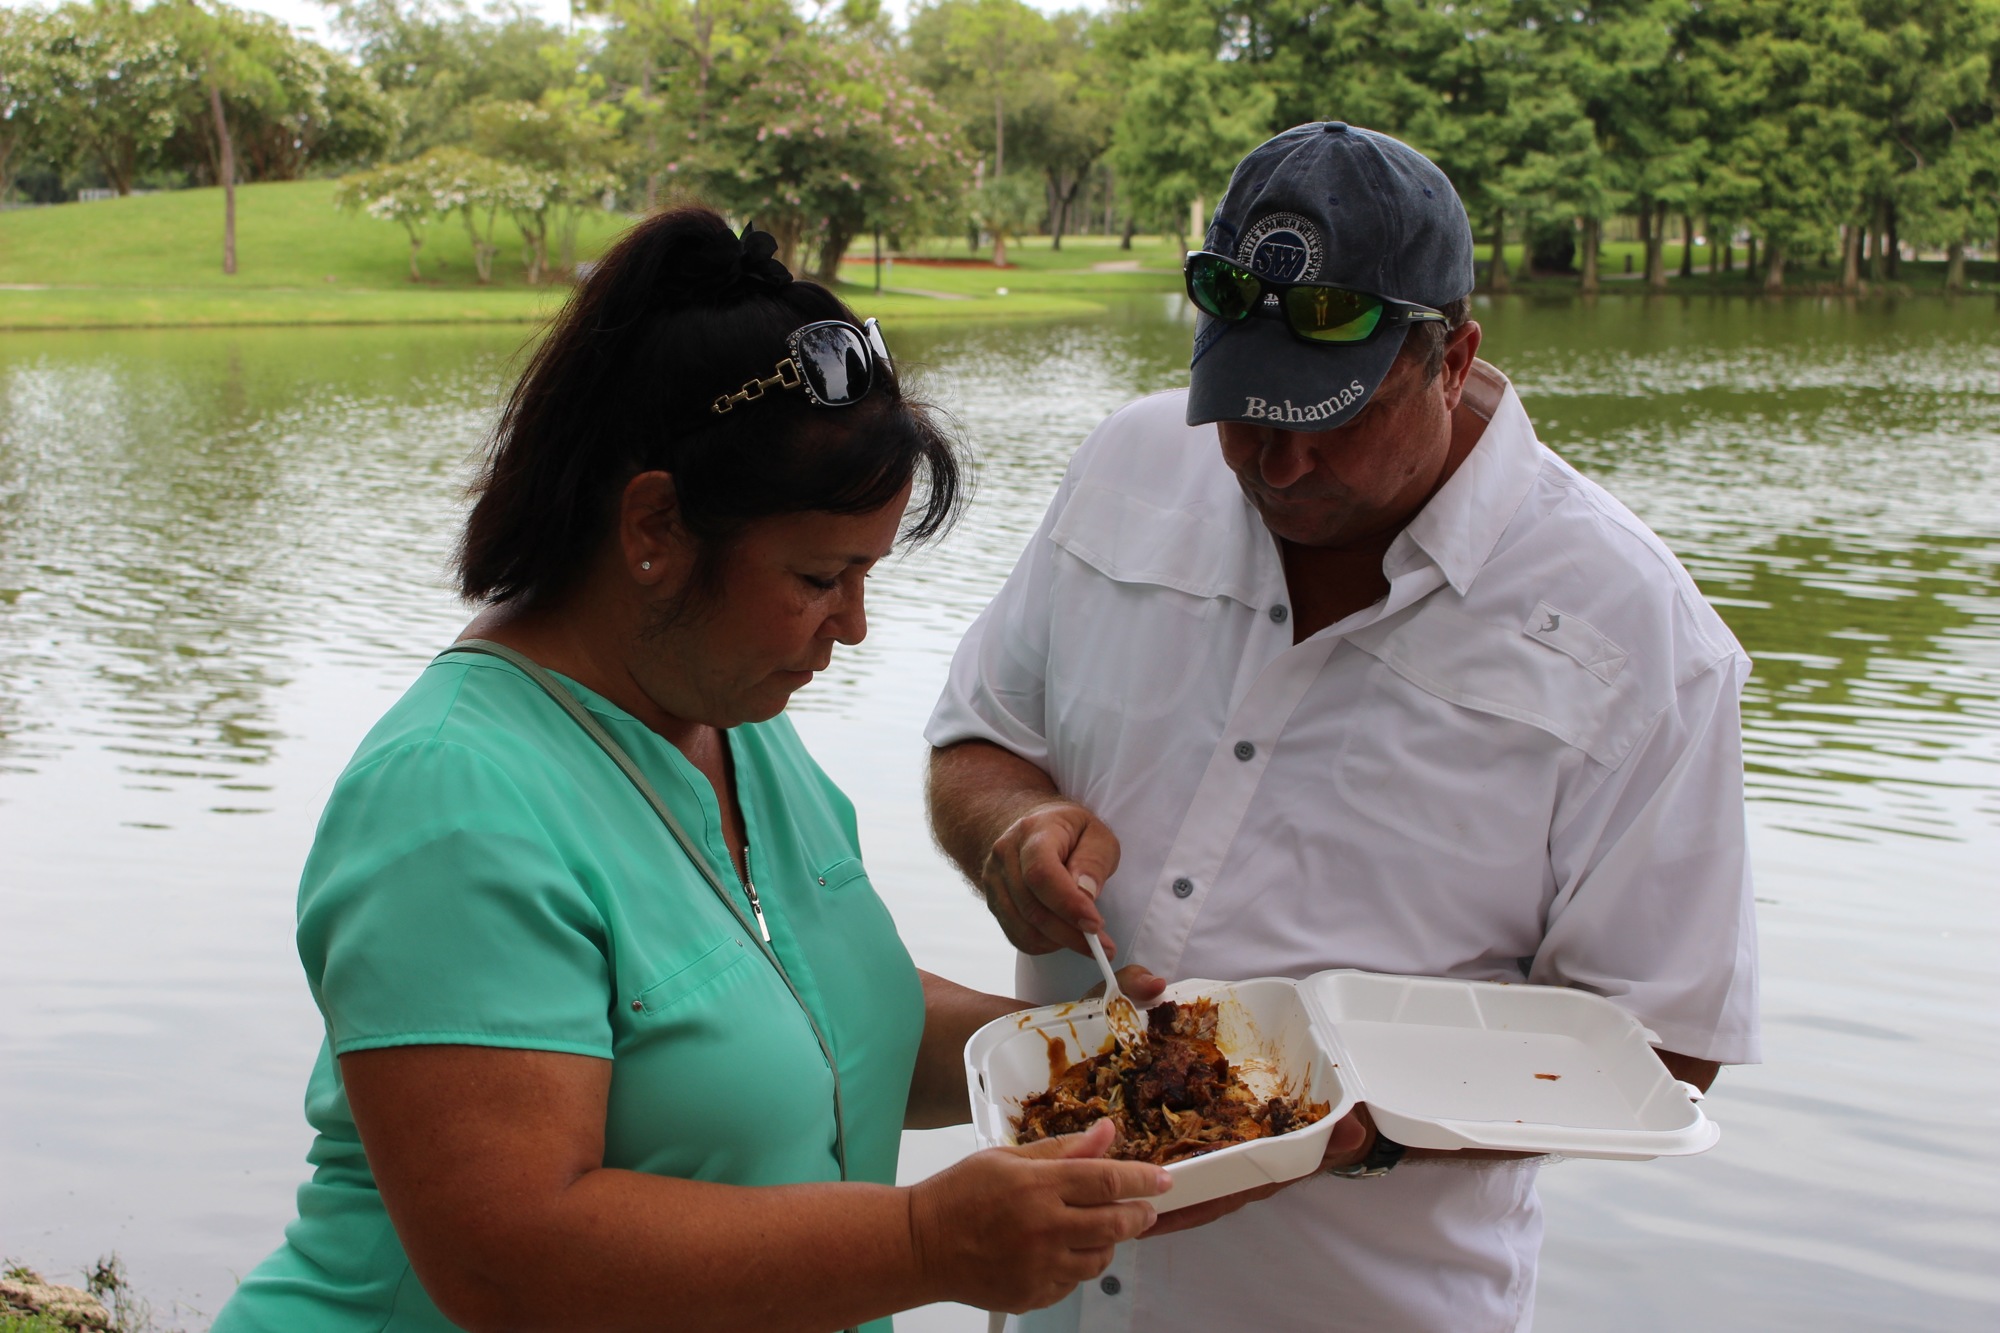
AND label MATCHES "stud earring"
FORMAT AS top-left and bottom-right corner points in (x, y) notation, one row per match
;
(640, 561), (652, 571)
